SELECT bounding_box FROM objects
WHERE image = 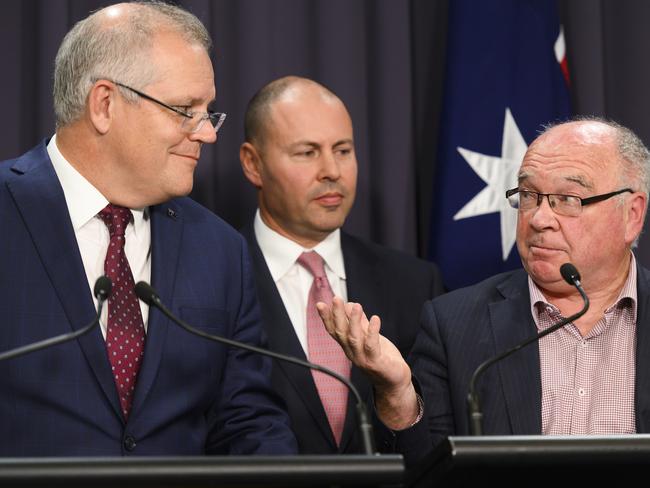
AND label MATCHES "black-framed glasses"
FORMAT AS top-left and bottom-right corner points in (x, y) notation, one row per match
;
(505, 187), (633, 217)
(113, 81), (226, 134)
